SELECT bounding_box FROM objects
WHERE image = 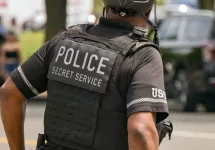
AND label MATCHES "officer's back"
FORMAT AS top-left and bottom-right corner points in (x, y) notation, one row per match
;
(0, 1), (169, 150)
